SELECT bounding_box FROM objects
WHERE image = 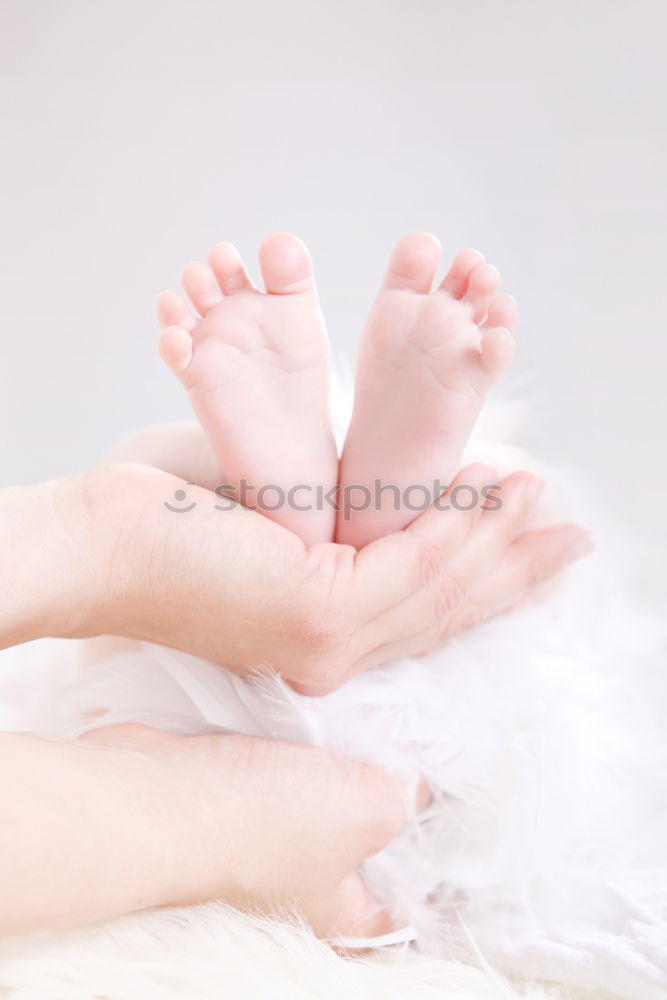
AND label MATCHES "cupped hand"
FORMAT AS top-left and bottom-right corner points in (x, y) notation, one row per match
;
(60, 461), (592, 691)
